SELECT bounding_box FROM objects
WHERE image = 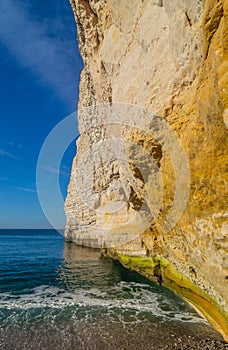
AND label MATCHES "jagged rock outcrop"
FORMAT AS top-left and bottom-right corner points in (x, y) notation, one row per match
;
(65, 0), (228, 340)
